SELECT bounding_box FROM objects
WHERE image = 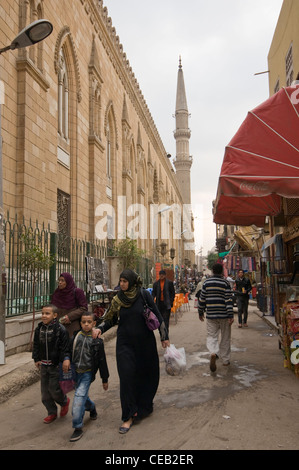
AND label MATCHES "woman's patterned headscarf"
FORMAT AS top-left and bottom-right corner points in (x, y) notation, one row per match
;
(103, 269), (143, 322)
